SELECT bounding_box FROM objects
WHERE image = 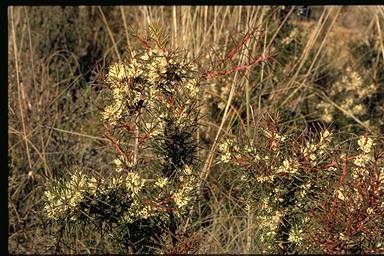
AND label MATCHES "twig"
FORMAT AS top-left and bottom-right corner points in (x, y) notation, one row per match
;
(104, 133), (130, 163)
